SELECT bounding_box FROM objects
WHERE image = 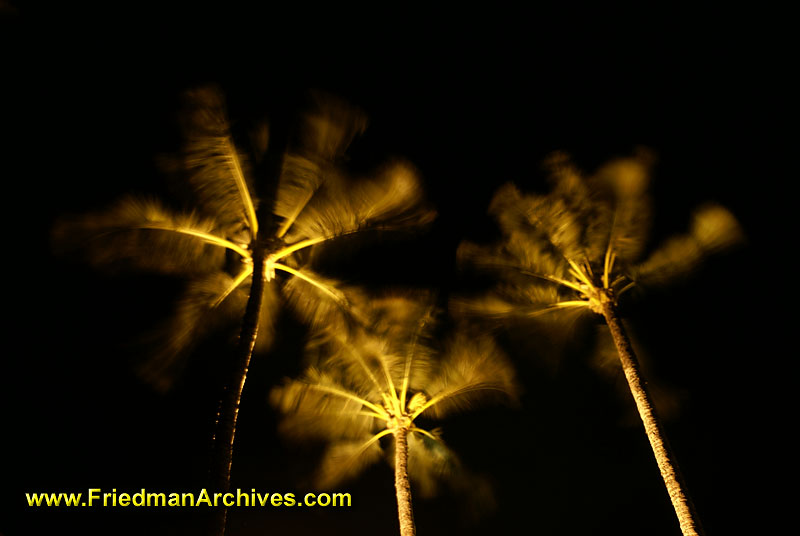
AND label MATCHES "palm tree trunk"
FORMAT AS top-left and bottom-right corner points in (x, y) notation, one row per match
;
(209, 107), (292, 536)
(600, 299), (704, 536)
(210, 245), (270, 536)
(394, 429), (417, 536)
